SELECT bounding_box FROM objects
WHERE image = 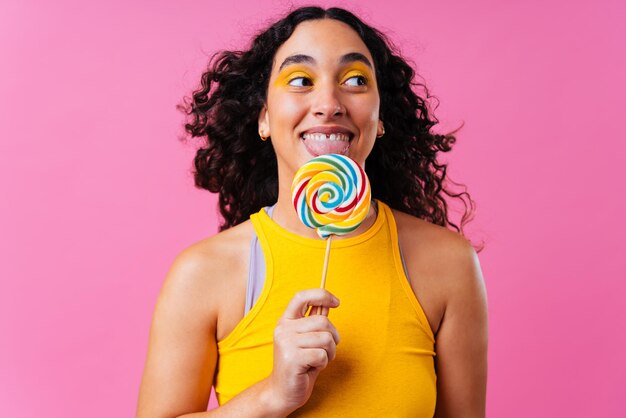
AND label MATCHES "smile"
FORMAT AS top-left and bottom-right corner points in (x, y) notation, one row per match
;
(301, 132), (351, 142)
(300, 132), (353, 156)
